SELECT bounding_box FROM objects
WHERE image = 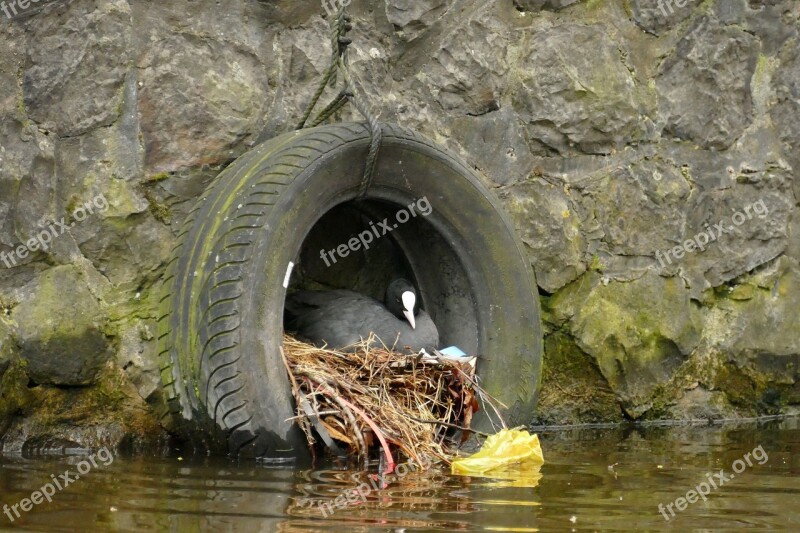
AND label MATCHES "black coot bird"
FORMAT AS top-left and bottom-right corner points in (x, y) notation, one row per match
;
(284, 279), (439, 353)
